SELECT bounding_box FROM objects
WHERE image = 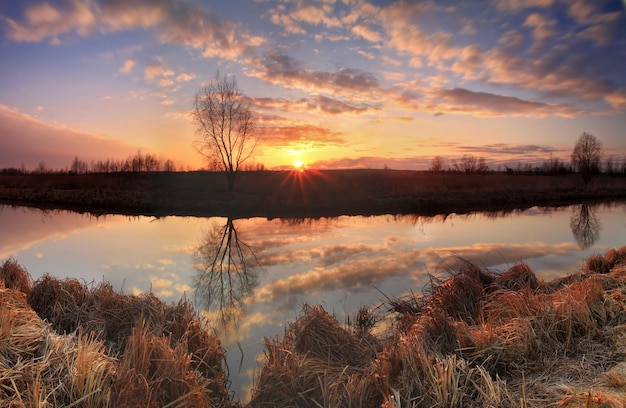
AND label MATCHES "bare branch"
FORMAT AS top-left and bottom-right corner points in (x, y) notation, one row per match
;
(191, 73), (260, 189)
